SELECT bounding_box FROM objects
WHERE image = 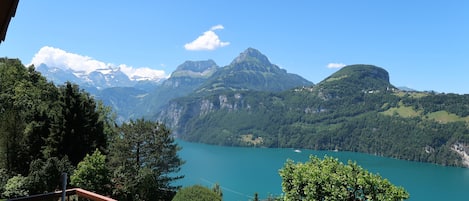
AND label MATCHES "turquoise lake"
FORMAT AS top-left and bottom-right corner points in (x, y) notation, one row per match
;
(175, 140), (469, 201)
